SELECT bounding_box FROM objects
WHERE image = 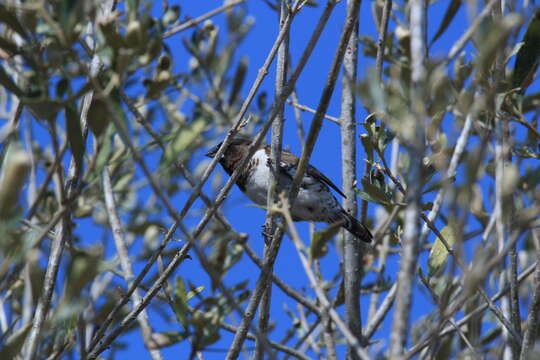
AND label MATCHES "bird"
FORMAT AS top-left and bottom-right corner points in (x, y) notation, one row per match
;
(205, 136), (372, 243)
